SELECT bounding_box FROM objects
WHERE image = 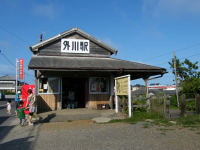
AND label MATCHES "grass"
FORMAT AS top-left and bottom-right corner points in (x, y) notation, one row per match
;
(110, 111), (200, 128)
(143, 123), (150, 128)
(110, 111), (171, 126)
(177, 114), (200, 127)
(196, 132), (200, 135)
